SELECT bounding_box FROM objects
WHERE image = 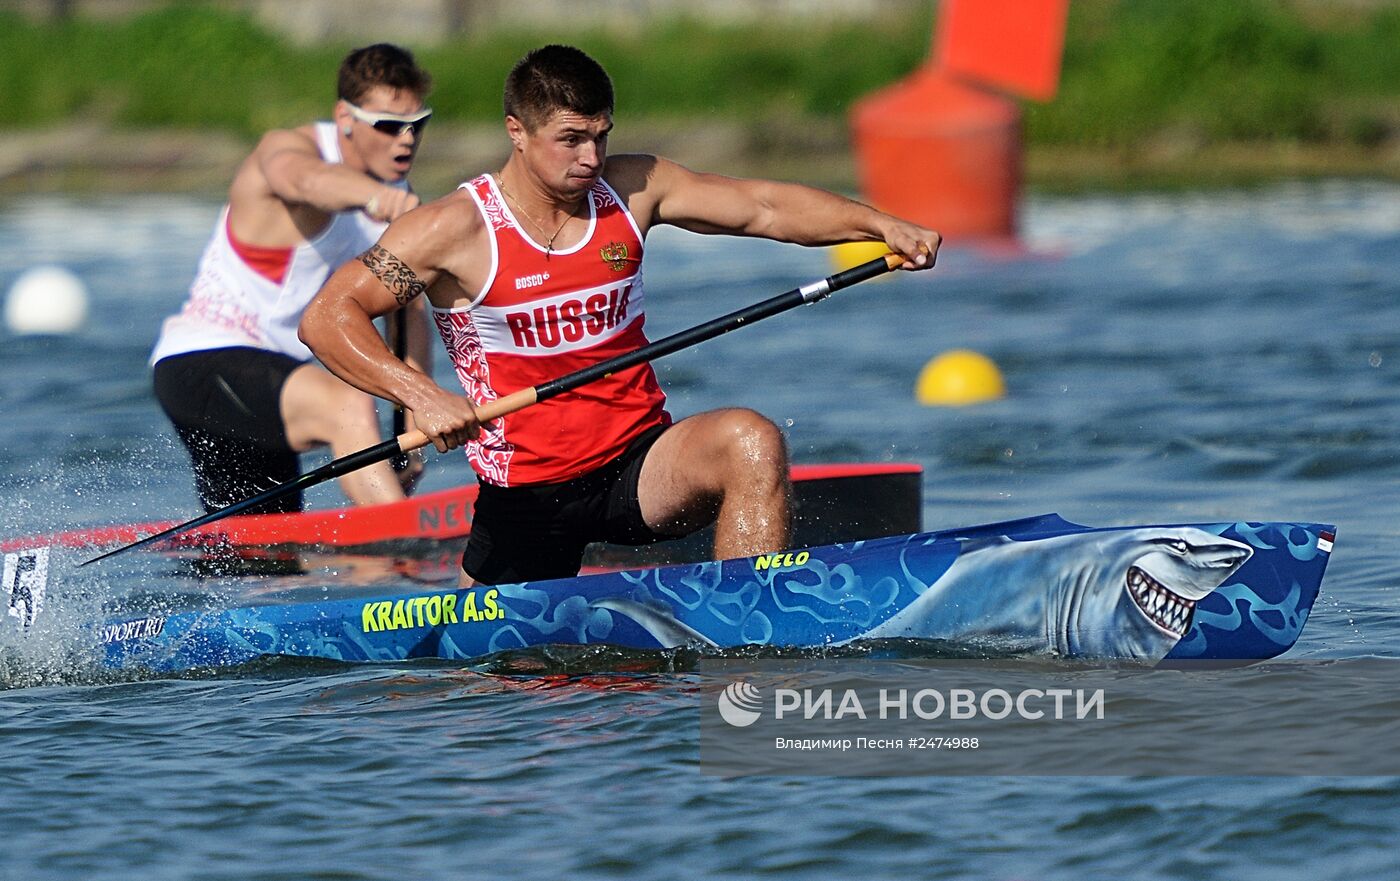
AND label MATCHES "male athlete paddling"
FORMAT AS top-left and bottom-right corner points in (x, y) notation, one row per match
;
(300, 45), (940, 585)
(152, 44), (433, 514)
